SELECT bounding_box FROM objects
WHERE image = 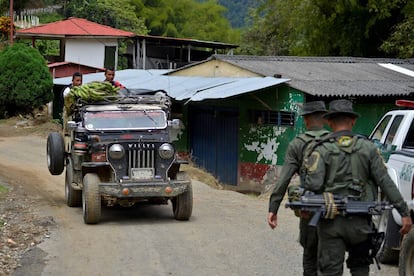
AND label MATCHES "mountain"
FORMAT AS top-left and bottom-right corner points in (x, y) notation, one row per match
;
(218, 0), (259, 28)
